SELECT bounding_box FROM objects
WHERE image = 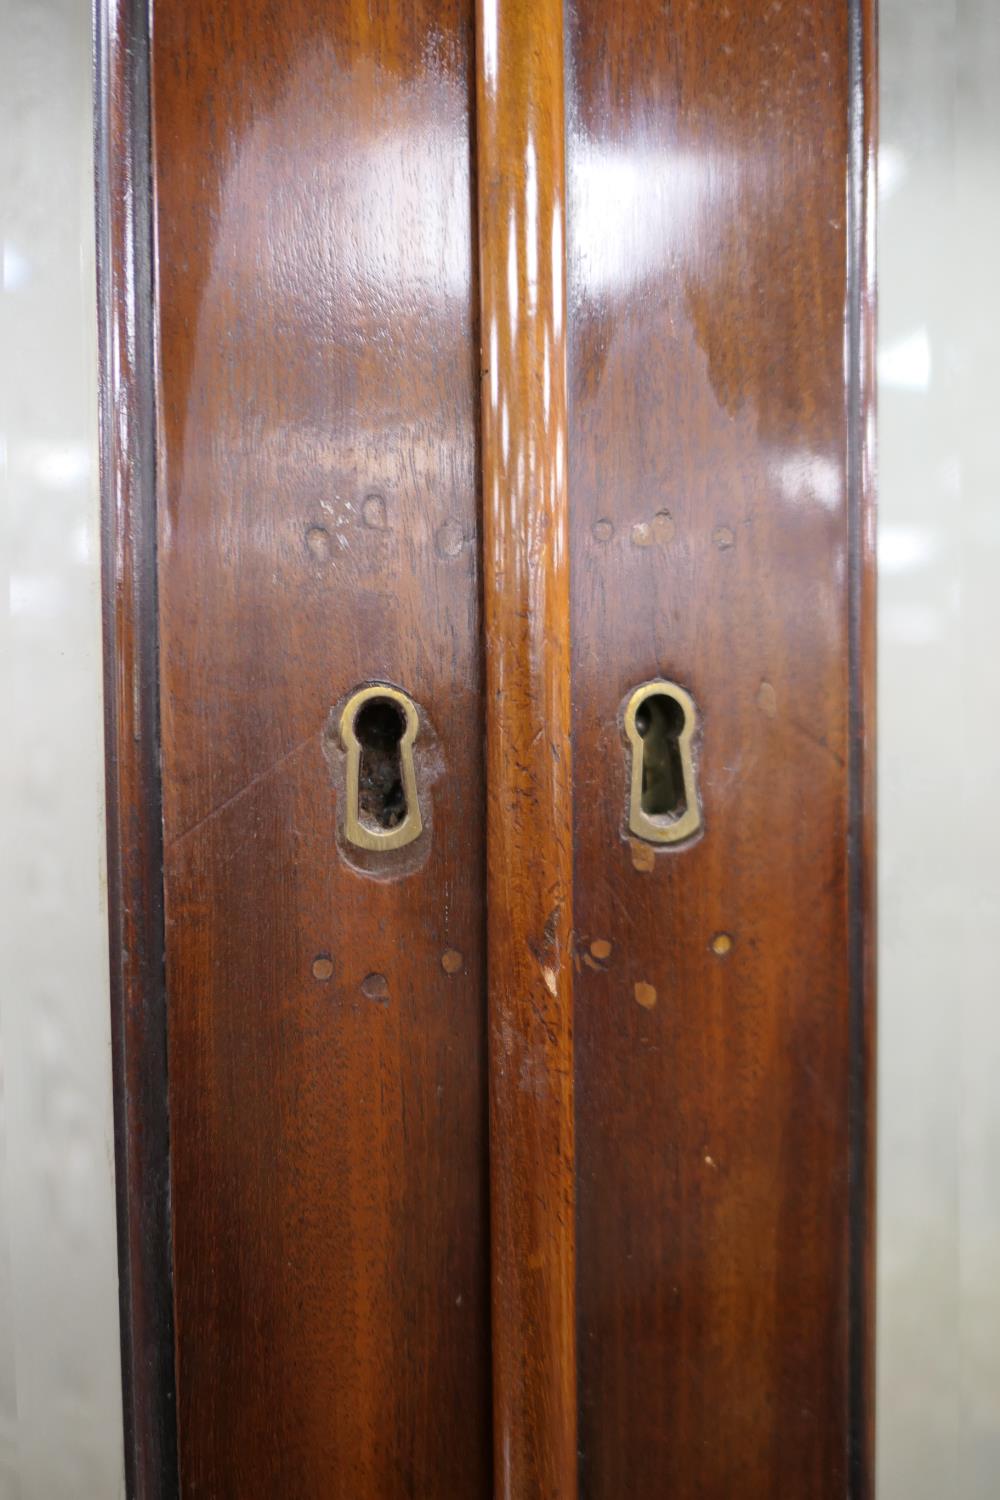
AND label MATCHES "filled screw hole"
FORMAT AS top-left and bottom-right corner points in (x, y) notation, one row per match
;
(354, 697), (407, 830)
